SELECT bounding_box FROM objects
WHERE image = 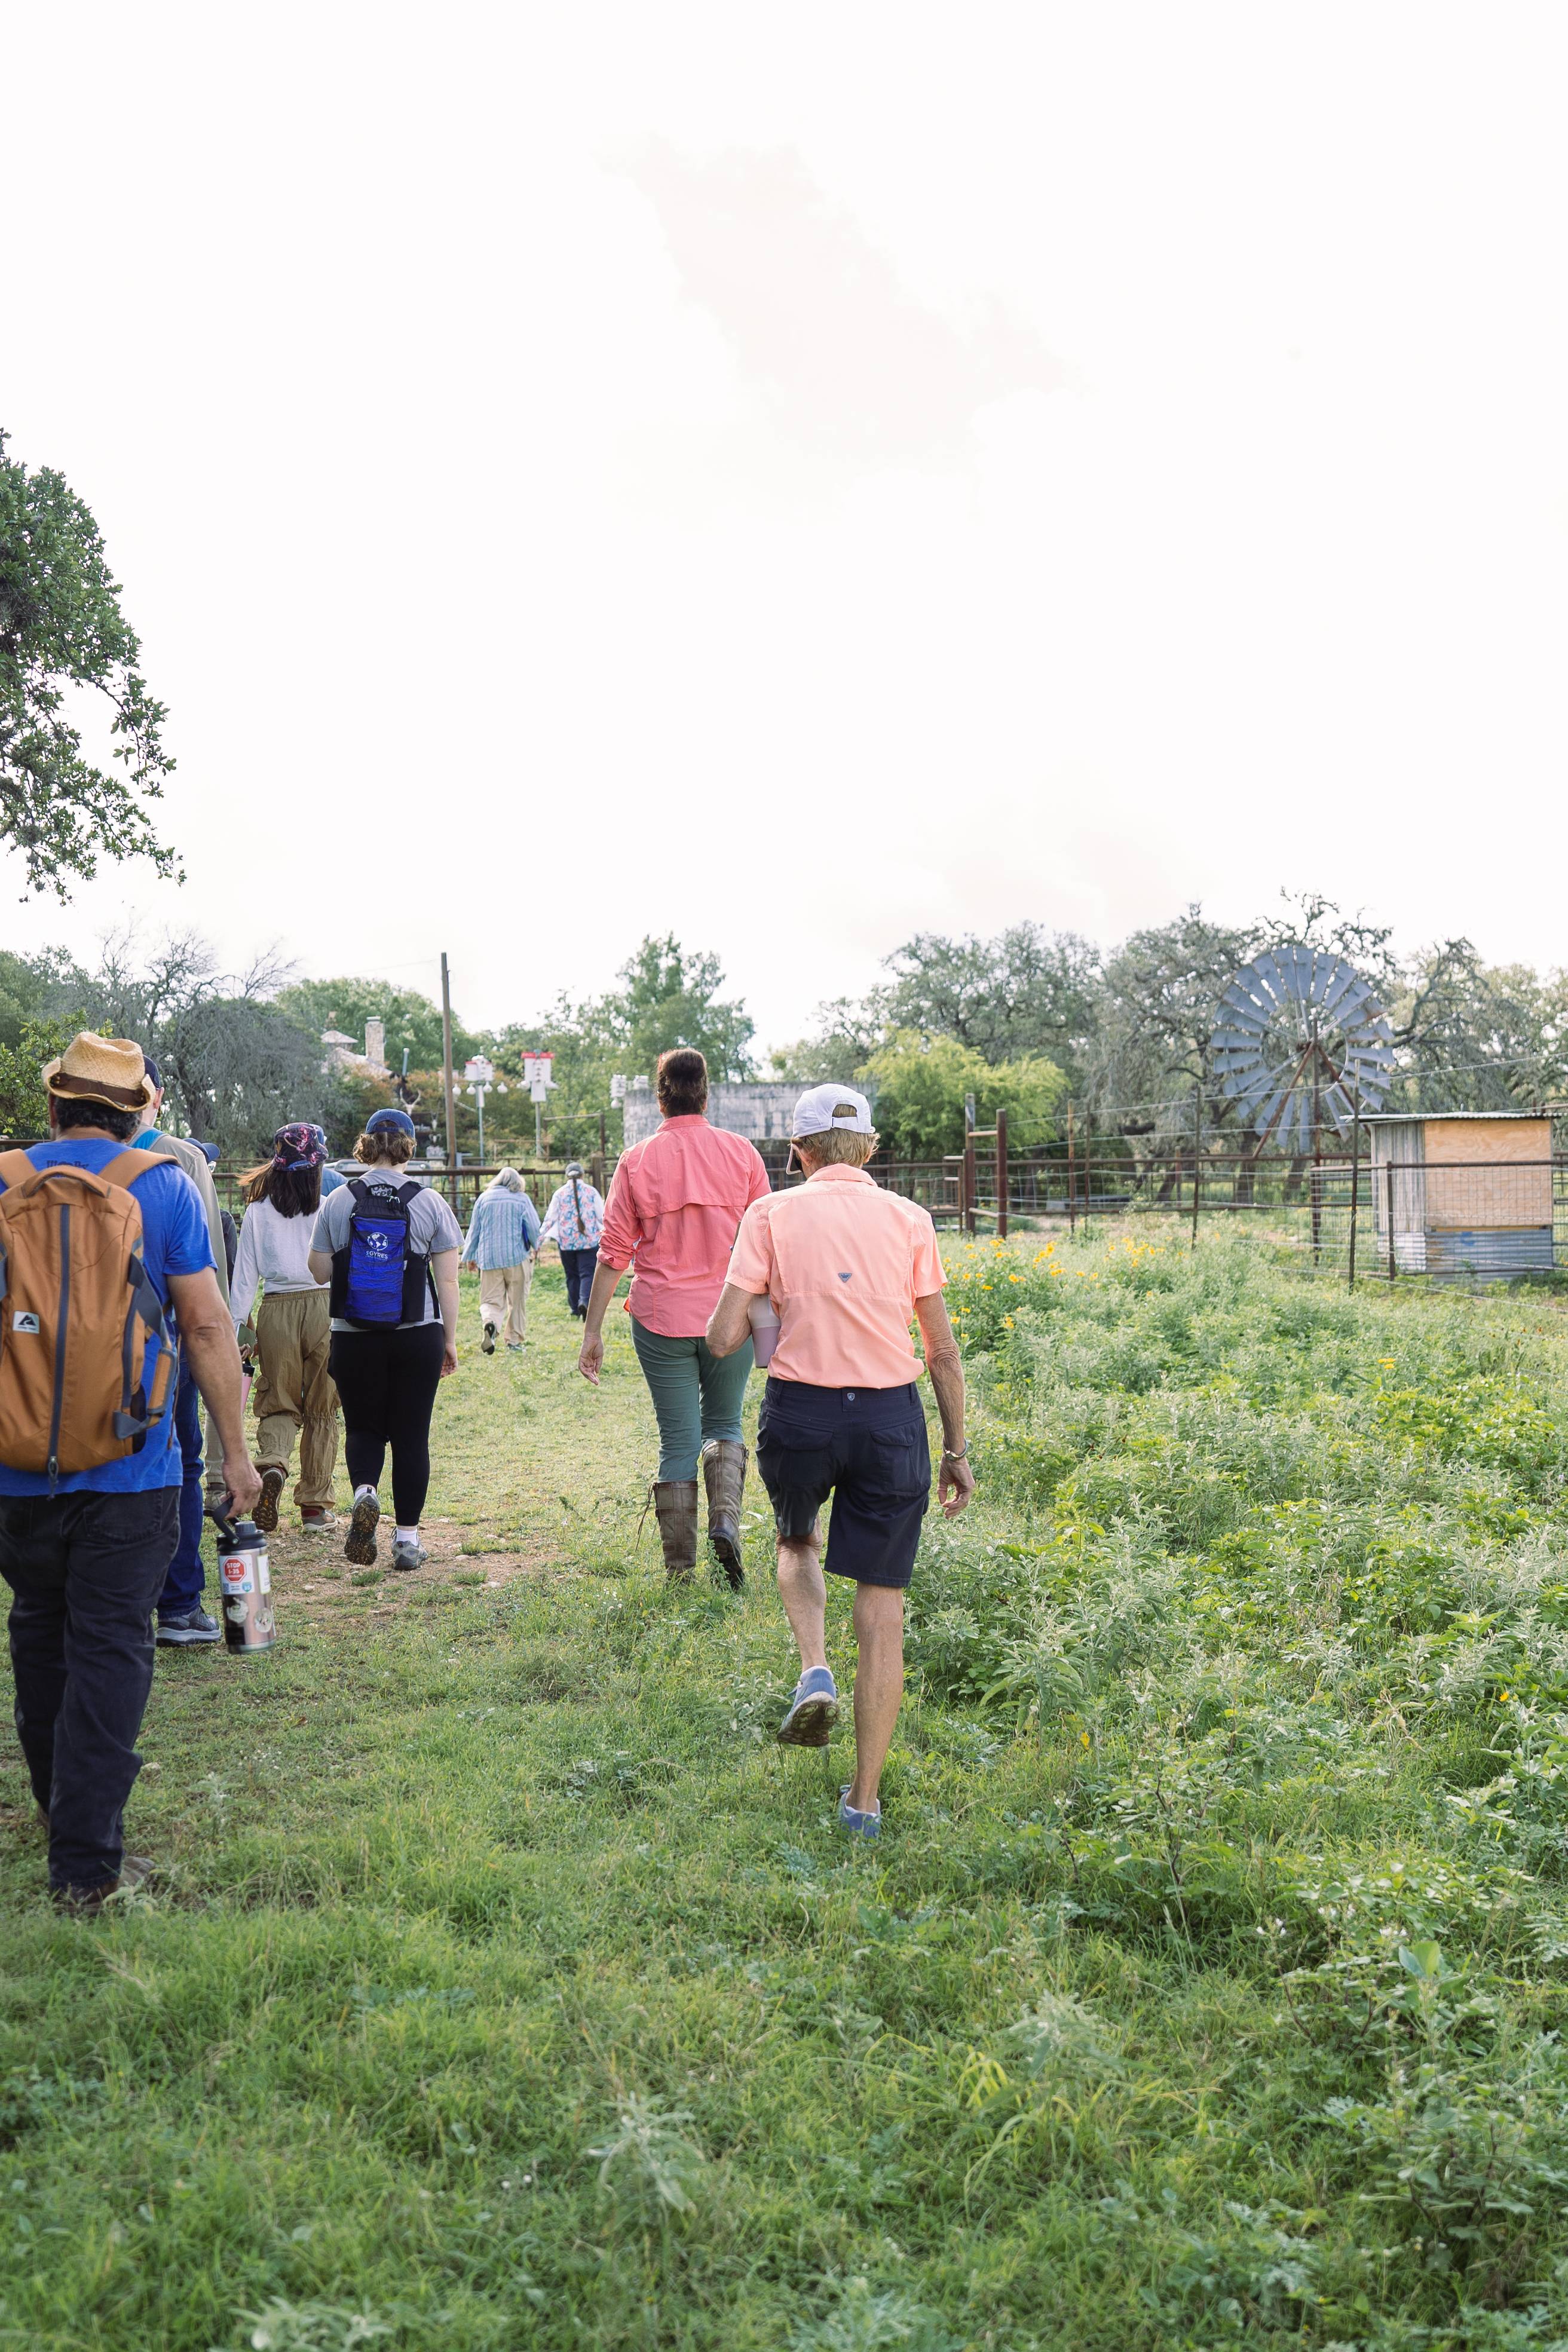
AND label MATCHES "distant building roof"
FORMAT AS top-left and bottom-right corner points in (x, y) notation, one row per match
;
(1362, 1109), (1547, 1122)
